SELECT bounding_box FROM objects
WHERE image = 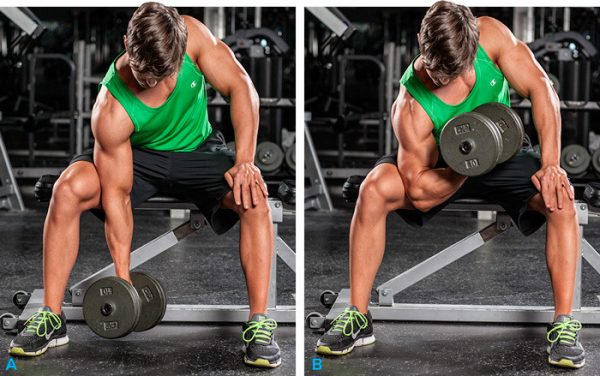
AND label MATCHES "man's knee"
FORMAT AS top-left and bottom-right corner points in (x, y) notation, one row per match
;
(358, 177), (384, 204)
(357, 174), (400, 213)
(236, 195), (271, 219)
(545, 201), (577, 221)
(51, 174), (99, 211)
